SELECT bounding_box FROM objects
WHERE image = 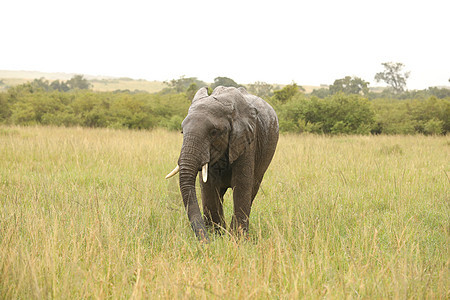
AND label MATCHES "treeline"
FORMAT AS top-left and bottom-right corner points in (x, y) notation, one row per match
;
(14, 75), (93, 92)
(0, 76), (449, 135)
(0, 83), (189, 130)
(272, 87), (449, 135)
